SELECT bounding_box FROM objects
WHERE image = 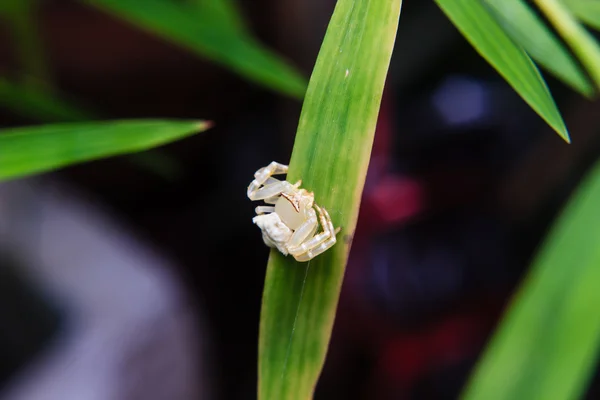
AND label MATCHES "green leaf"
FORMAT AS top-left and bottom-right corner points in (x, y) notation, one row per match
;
(562, 0), (600, 31)
(462, 160), (600, 400)
(0, 0), (52, 89)
(80, 0), (307, 99)
(435, 0), (569, 142)
(0, 119), (211, 181)
(484, 0), (594, 97)
(186, 0), (247, 35)
(0, 78), (184, 180)
(257, 0), (401, 399)
(534, 0), (600, 91)
(0, 77), (93, 121)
